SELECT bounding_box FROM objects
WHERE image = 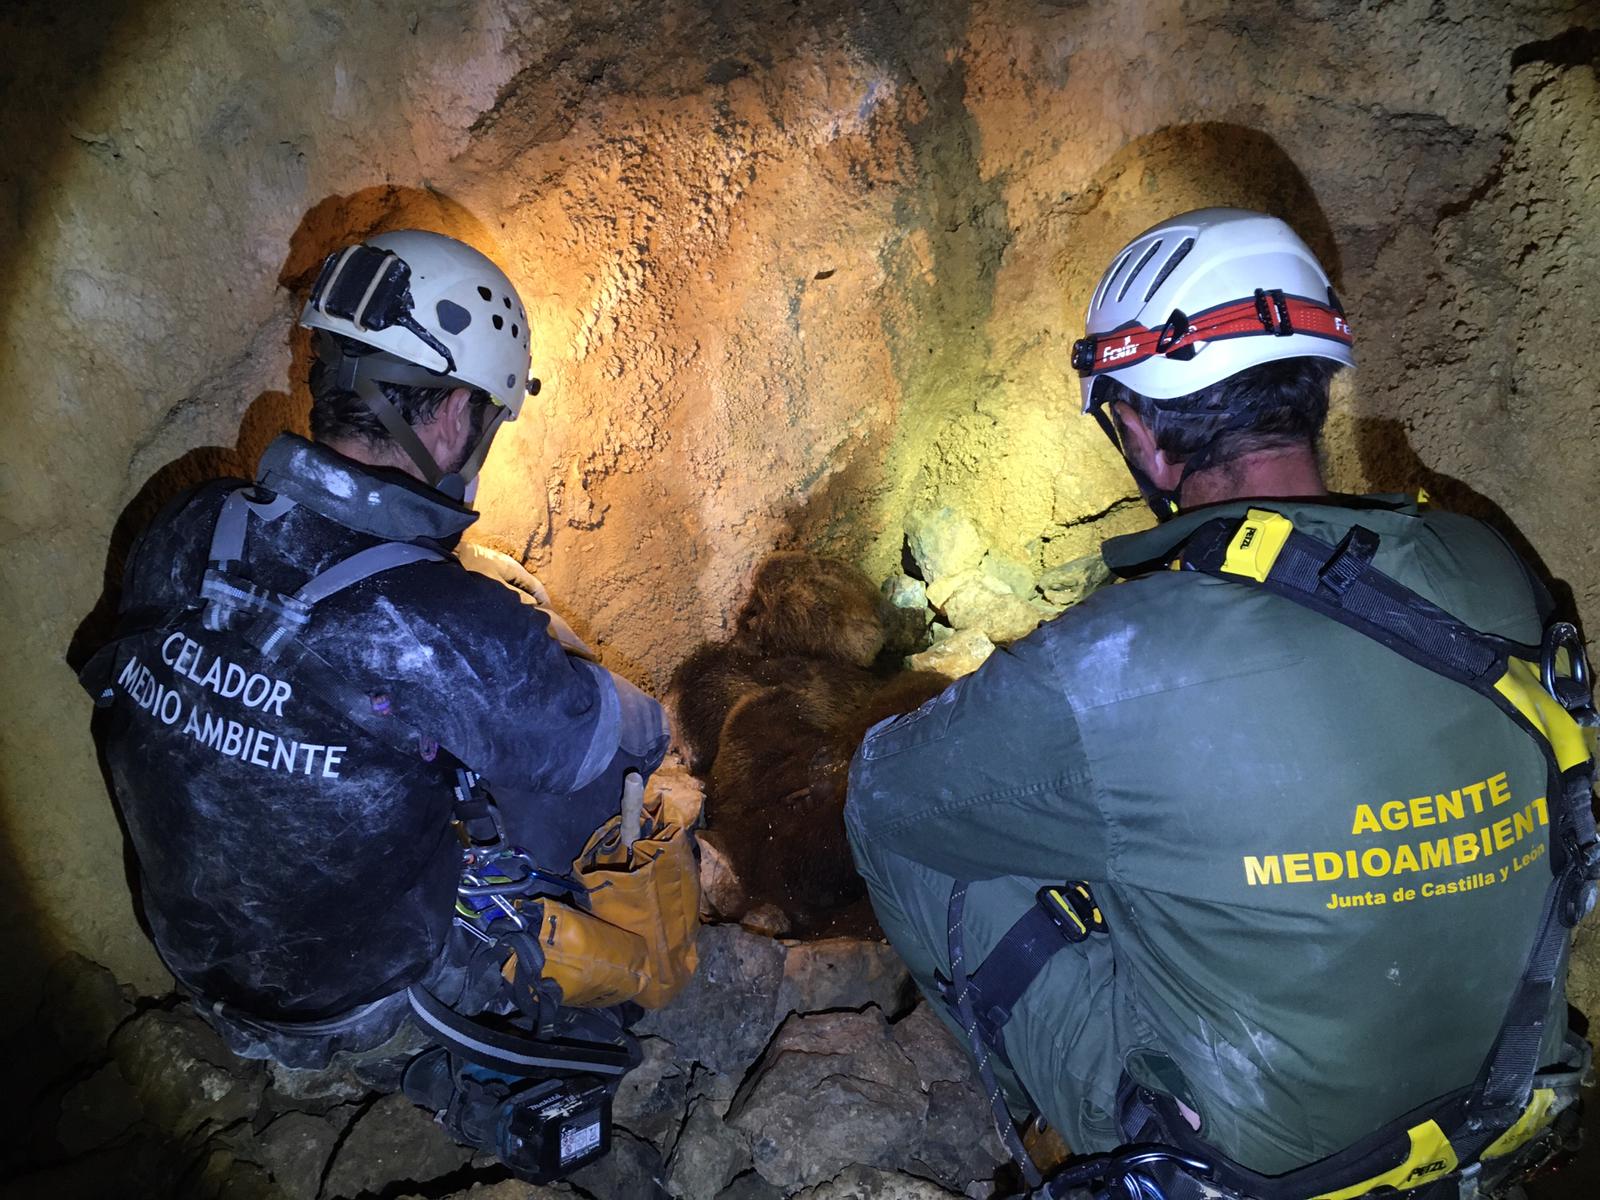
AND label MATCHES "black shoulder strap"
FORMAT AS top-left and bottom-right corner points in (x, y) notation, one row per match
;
(82, 484), (451, 763)
(1175, 508), (1599, 1141)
